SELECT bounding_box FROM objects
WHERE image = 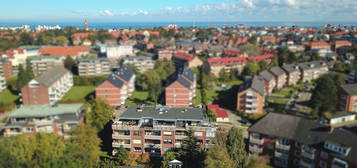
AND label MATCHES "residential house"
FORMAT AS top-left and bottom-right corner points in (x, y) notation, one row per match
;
(248, 112), (357, 168)
(259, 70), (276, 95)
(262, 36), (277, 45)
(78, 58), (111, 76)
(96, 65), (135, 106)
(207, 104), (229, 122)
(332, 40), (352, 51)
(172, 52), (203, 68)
(0, 48), (27, 66)
(269, 66), (287, 89)
(4, 104), (84, 138)
(29, 56), (64, 77)
(111, 106), (216, 156)
(39, 46), (89, 57)
(165, 67), (196, 107)
(236, 76), (265, 114)
(71, 33), (93, 45)
(298, 61), (329, 82)
(282, 64), (301, 85)
(21, 66), (73, 105)
(158, 49), (174, 60)
(121, 56), (155, 73)
(339, 84), (357, 112)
